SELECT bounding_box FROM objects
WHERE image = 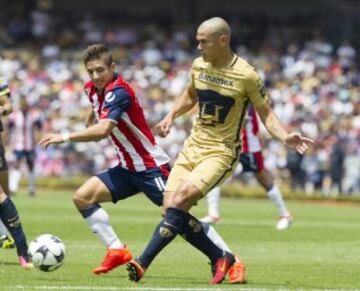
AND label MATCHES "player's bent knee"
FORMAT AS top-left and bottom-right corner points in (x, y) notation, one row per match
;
(171, 188), (200, 209)
(73, 188), (96, 208)
(171, 192), (191, 207)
